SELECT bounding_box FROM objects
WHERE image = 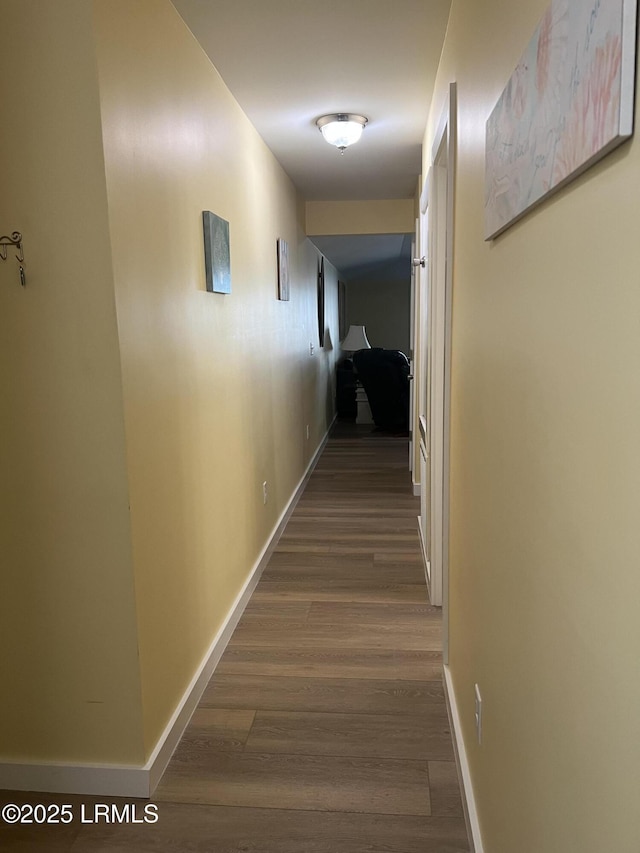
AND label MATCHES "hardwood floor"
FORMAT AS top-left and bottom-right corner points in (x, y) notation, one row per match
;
(0, 423), (470, 852)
